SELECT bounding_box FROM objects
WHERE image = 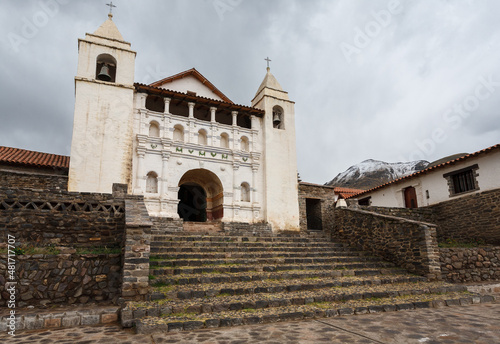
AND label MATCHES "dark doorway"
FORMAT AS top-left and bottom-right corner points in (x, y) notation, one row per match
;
(178, 183), (207, 222)
(305, 198), (322, 230)
(404, 187), (418, 209)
